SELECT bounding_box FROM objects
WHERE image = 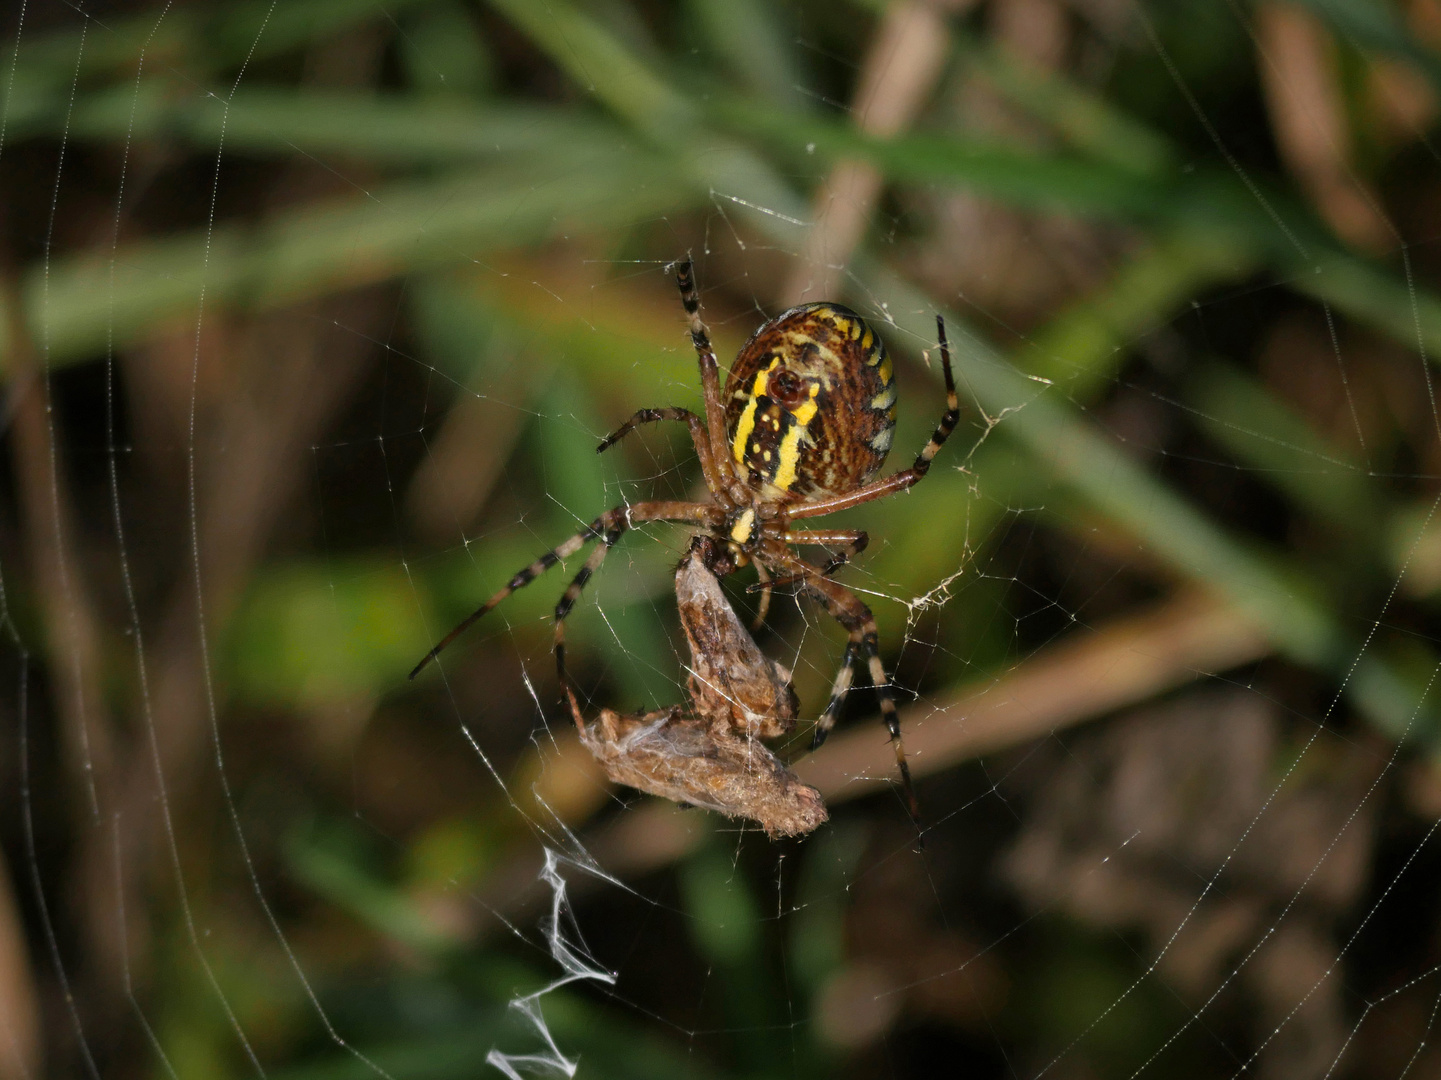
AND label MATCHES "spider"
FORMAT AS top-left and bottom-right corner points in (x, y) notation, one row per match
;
(566, 536), (827, 838)
(410, 259), (959, 825)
